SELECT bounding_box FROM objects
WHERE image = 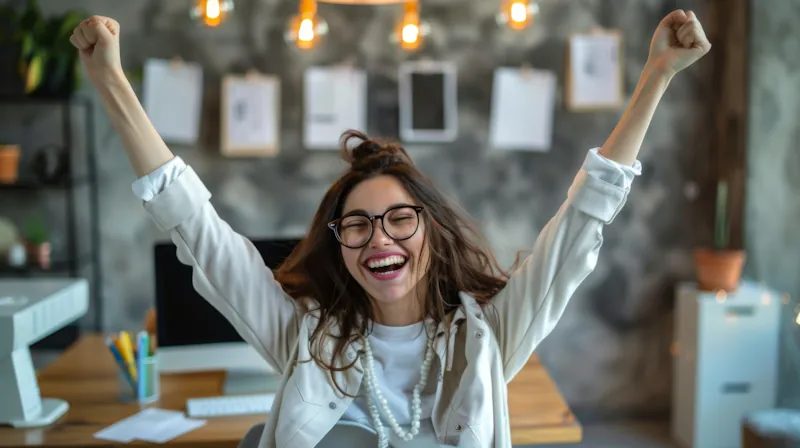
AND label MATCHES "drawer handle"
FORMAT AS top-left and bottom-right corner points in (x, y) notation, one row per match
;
(725, 306), (755, 317)
(722, 382), (751, 394)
